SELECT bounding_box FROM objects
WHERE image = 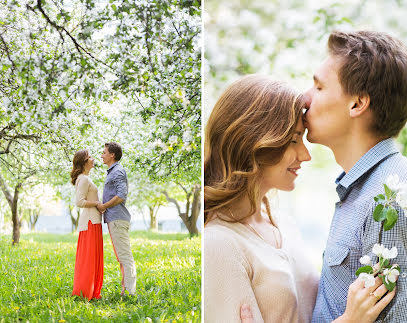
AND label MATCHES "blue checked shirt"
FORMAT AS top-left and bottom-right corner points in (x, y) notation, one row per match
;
(312, 139), (407, 323)
(103, 162), (131, 223)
